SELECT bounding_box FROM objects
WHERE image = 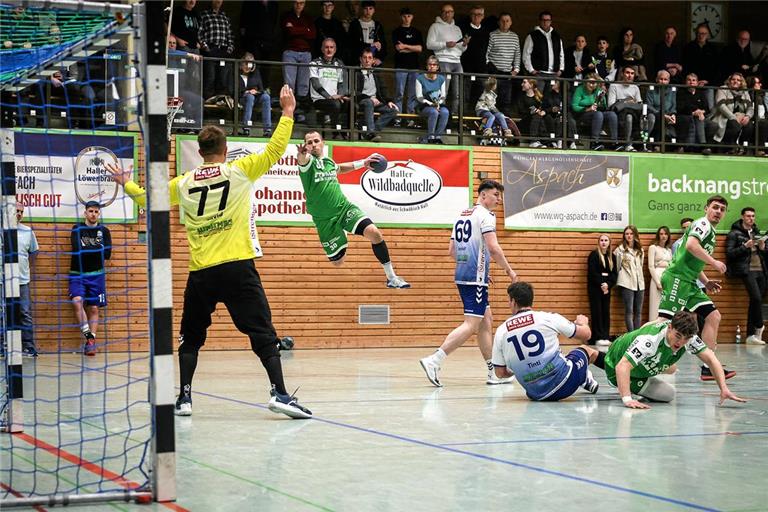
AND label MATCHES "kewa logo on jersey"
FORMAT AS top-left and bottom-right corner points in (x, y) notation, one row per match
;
(506, 313), (534, 331)
(361, 159), (443, 207)
(194, 166), (222, 180)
